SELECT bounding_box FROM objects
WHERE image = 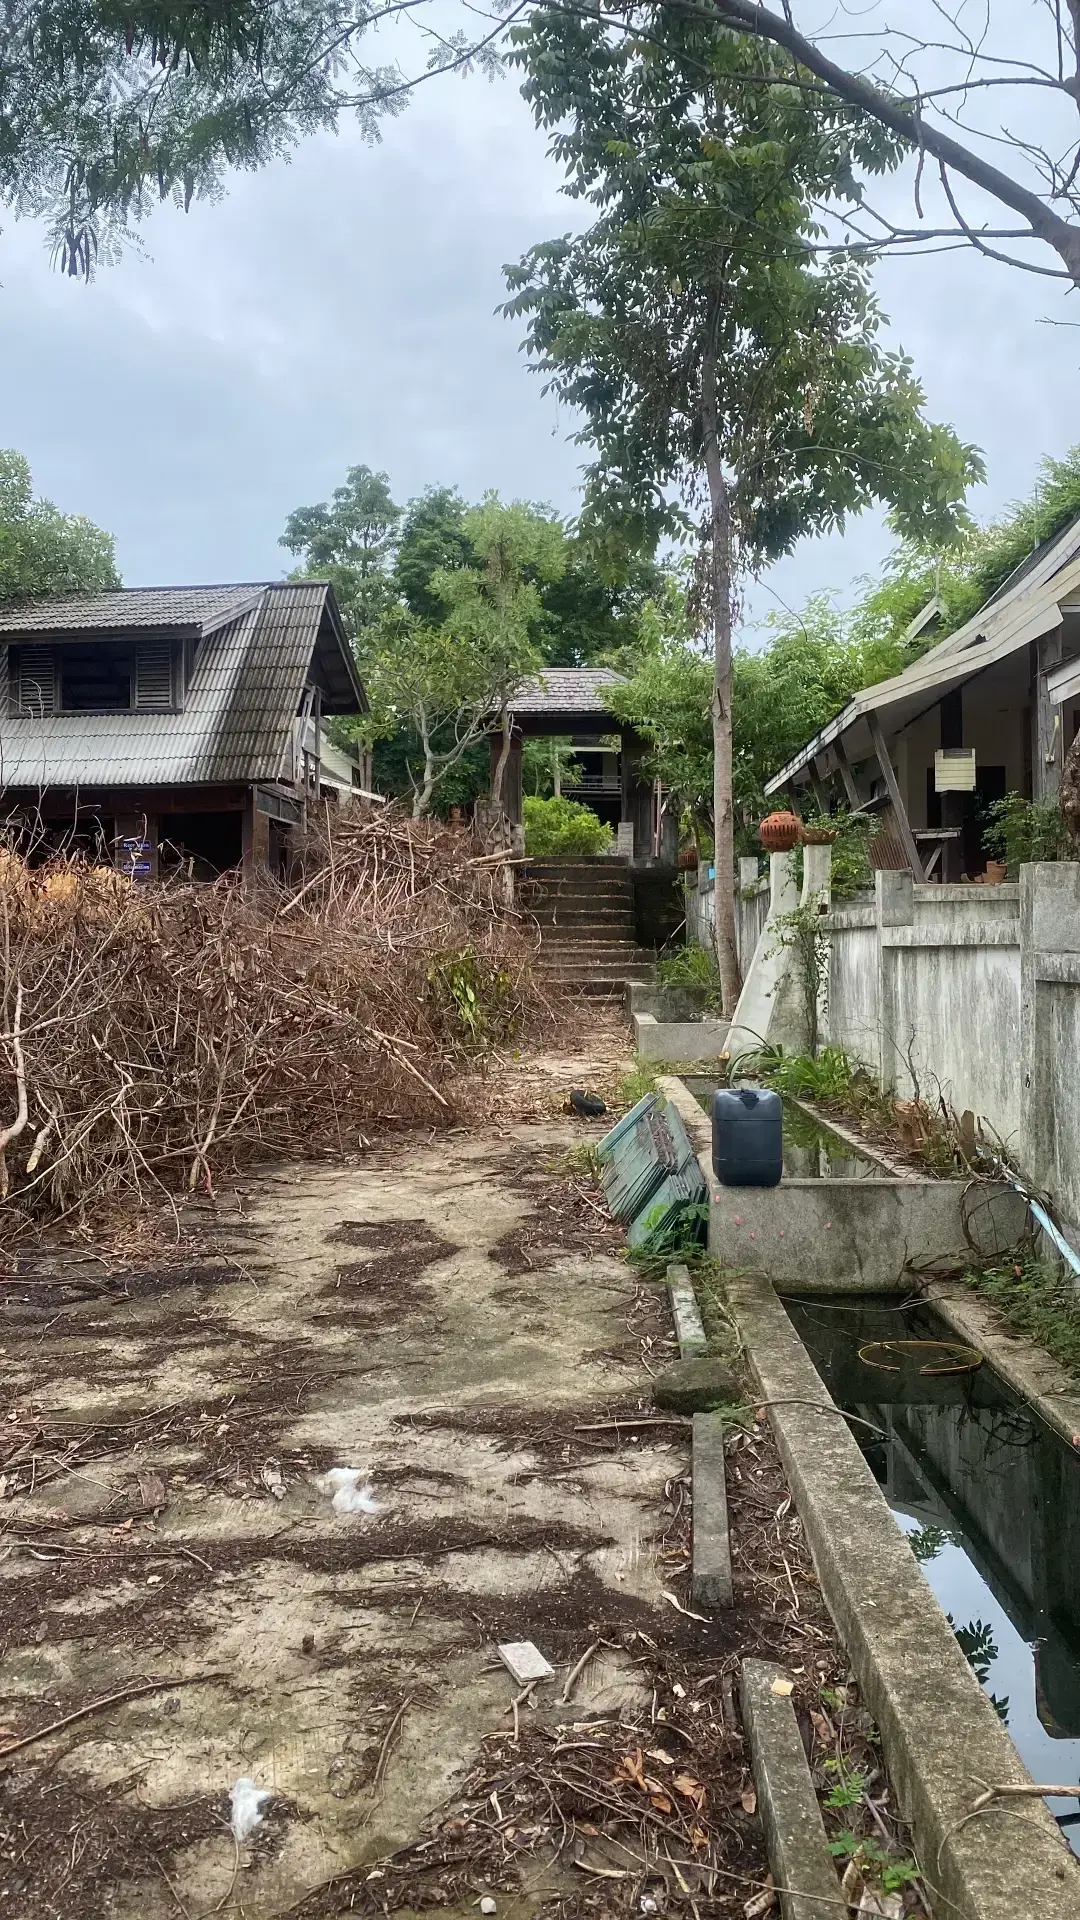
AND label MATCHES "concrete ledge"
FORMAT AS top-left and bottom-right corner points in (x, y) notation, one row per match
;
(711, 1179), (1027, 1292)
(634, 1011), (729, 1062)
(927, 1279), (1080, 1454)
(727, 1271), (1079, 1920)
(667, 1262), (708, 1358)
(690, 1412), (732, 1609)
(740, 1658), (845, 1920)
